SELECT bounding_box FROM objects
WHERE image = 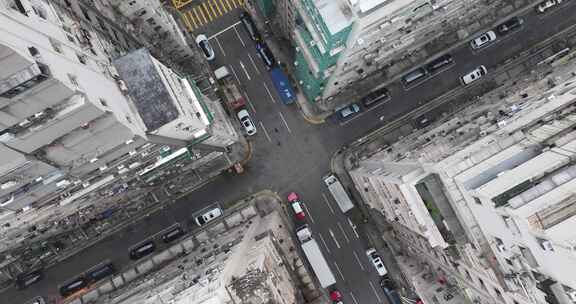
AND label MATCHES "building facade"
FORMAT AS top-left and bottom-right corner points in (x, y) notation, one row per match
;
(276, 0), (480, 106)
(349, 64), (576, 303)
(0, 0), (236, 230)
